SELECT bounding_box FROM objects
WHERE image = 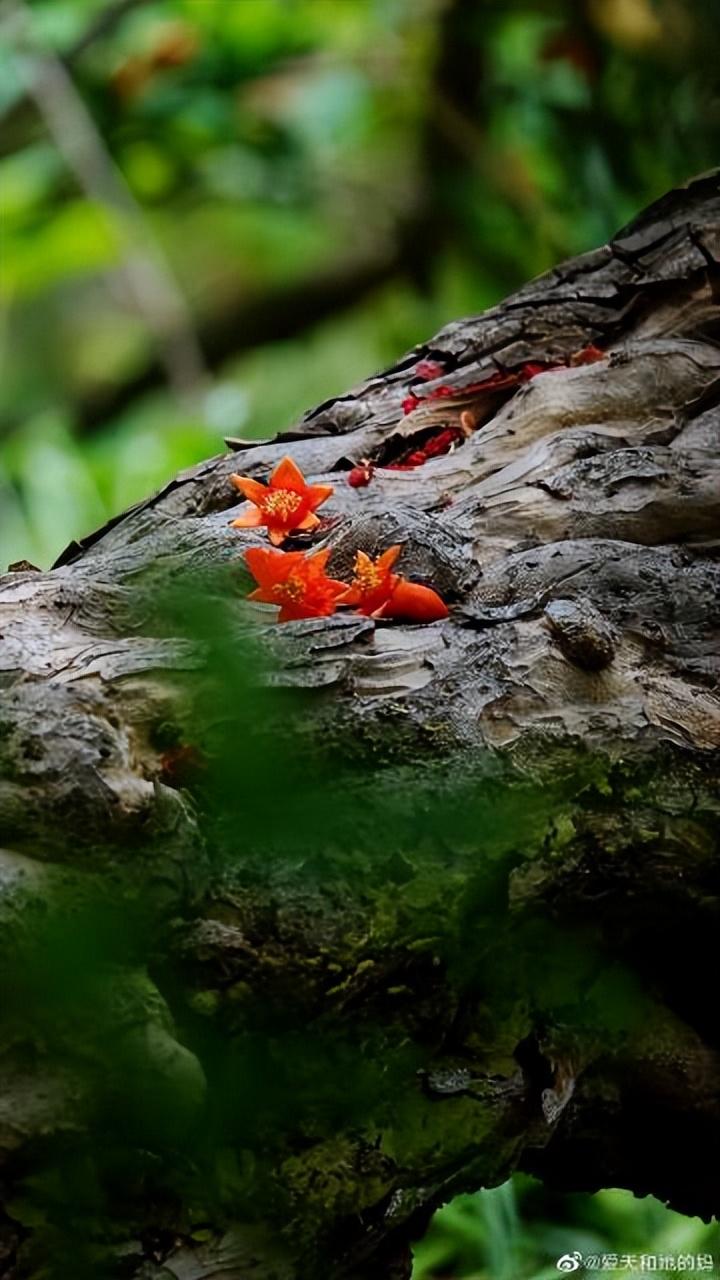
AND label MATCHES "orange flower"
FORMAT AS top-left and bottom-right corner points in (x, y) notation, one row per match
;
(230, 456), (333, 546)
(339, 545), (402, 616)
(340, 546), (448, 622)
(243, 547), (346, 623)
